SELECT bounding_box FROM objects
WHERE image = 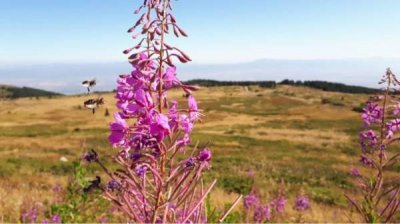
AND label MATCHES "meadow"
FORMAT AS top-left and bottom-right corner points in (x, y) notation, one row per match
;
(0, 84), (395, 222)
